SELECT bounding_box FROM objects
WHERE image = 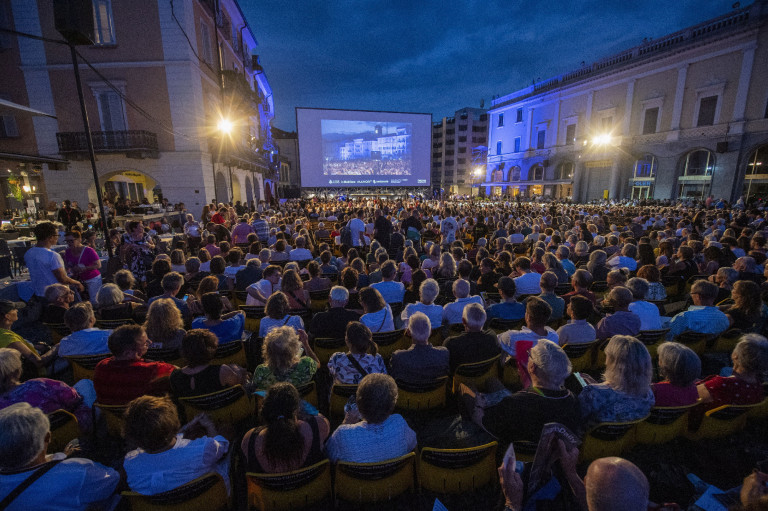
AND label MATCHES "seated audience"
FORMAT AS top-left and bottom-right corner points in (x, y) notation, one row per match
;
(281, 269), (310, 310)
(400, 278), (444, 330)
(251, 326), (318, 390)
(42, 283), (74, 324)
(723, 280), (767, 333)
(122, 396), (230, 495)
(241, 382), (330, 473)
(113, 269), (147, 303)
(498, 297), (558, 357)
(191, 293), (245, 344)
(145, 259), (172, 299)
(235, 258), (262, 291)
(637, 264), (666, 301)
(305, 261), (331, 292)
(595, 287), (642, 339)
(259, 292), (305, 337)
(0, 402), (119, 509)
(60, 302), (111, 356)
(93, 324), (175, 405)
(370, 260), (406, 304)
(537, 271), (565, 322)
(390, 313), (449, 383)
(96, 283), (145, 324)
(651, 342), (701, 407)
(626, 278), (662, 331)
(308, 286), (360, 339)
(562, 269), (596, 306)
(442, 279), (484, 326)
(246, 265), (282, 306)
(485, 276), (526, 321)
(326, 373), (417, 463)
(667, 280), (730, 339)
(443, 303), (500, 373)
(328, 321), (387, 384)
(359, 287), (395, 333)
(0, 300), (58, 373)
(556, 295), (596, 346)
(579, 335), (654, 426)
(511, 257), (541, 296)
(183, 257), (209, 294)
(144, 298), (186, 349)
(170, 329), (248, 397)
